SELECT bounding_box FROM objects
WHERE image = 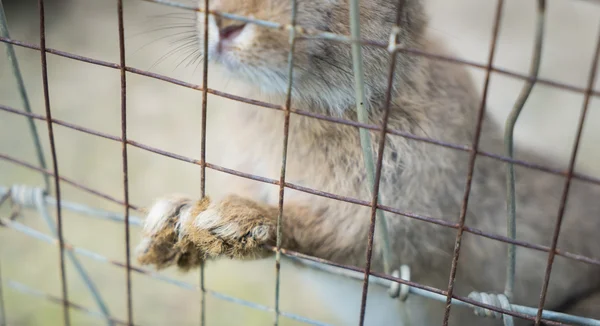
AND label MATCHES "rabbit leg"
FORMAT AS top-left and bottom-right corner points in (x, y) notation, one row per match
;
(135, 193), (309, 270)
